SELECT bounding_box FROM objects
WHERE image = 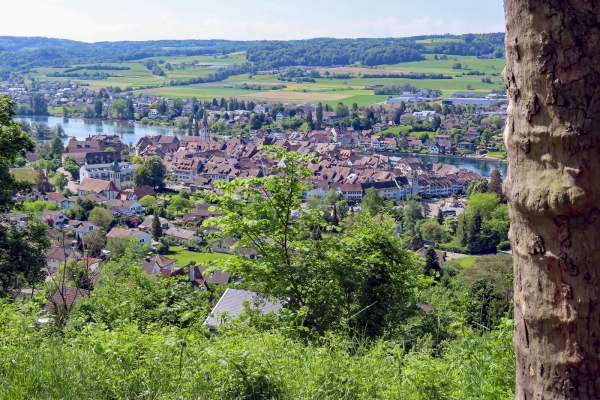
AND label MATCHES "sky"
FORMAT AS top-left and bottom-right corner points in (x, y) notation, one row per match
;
(1, 0), (505, 42)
